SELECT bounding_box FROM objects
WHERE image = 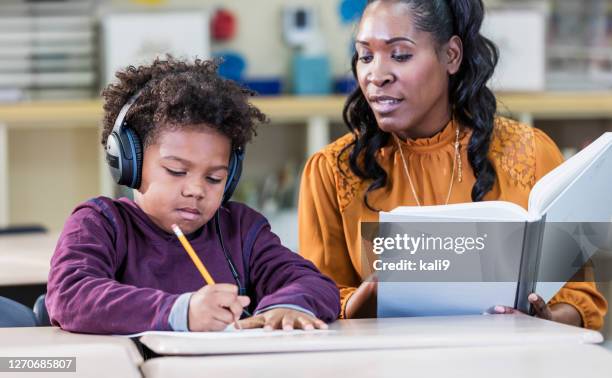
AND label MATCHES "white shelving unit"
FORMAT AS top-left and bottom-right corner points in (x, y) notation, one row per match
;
(1, 93), (612, 229)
